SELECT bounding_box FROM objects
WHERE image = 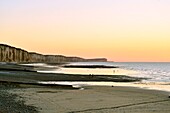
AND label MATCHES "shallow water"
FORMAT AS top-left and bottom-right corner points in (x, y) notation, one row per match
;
(36, 62), (170, 82)
(38, 67), (138, 76)
(38, 81), (170, 92)
(23, 62), (170, 92)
